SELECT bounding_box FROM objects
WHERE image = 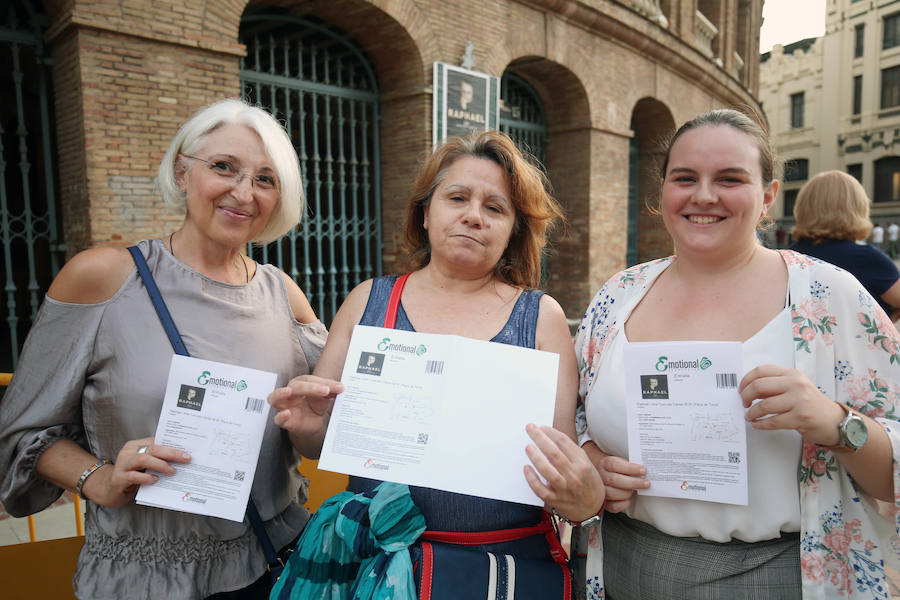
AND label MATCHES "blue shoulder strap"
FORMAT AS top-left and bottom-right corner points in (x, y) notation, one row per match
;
(127, 245), (284, 582)
(127, 246), (188, 355)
